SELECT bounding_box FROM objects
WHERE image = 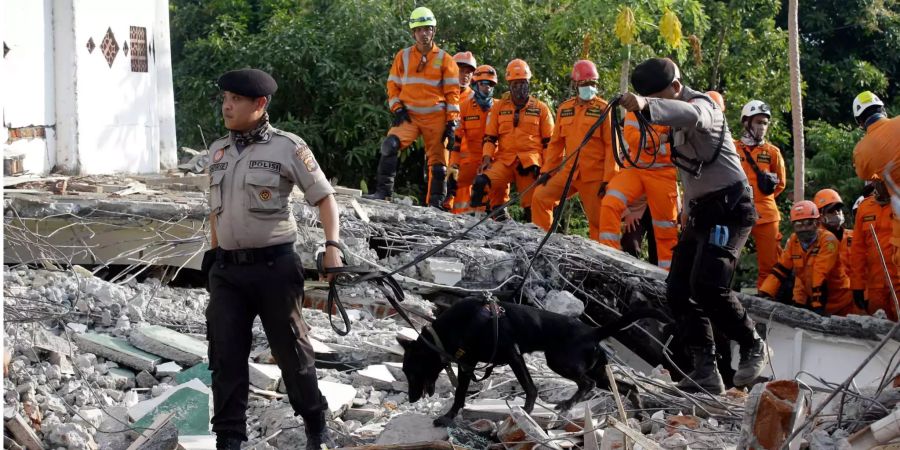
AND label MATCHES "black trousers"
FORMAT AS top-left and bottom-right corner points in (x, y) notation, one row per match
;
(666, 191), (757, 350)
(206, 247), (327, 439)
